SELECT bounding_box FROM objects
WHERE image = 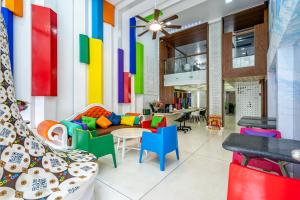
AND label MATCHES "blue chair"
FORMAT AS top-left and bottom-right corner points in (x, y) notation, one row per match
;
(139, 125), (179, 171)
